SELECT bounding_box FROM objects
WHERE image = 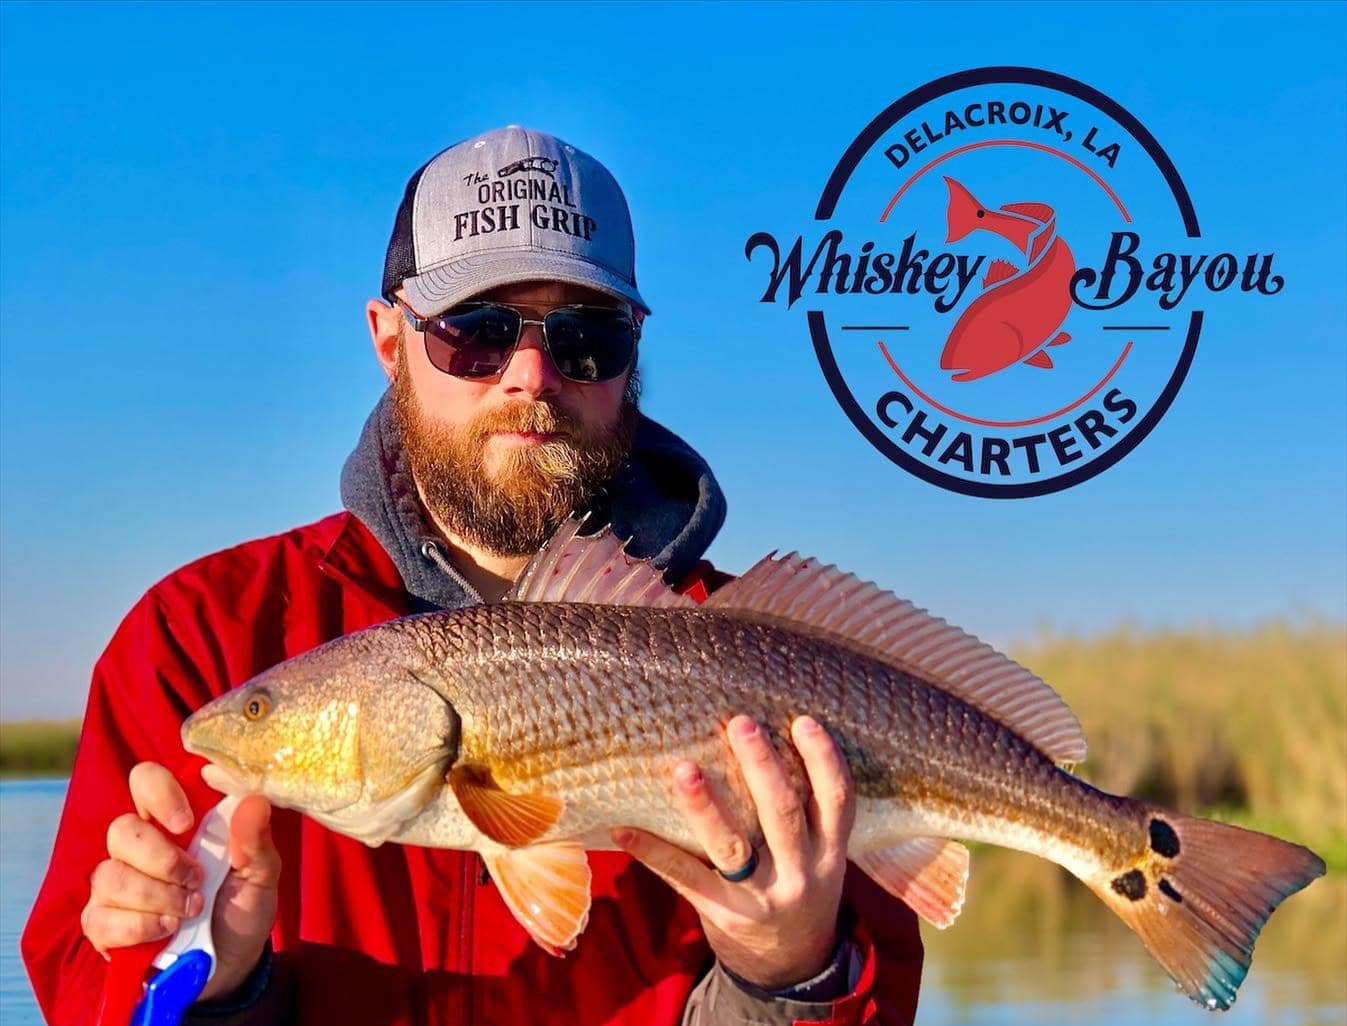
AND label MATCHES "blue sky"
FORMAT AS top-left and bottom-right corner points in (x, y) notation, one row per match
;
(1, 1), (1343, 718)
